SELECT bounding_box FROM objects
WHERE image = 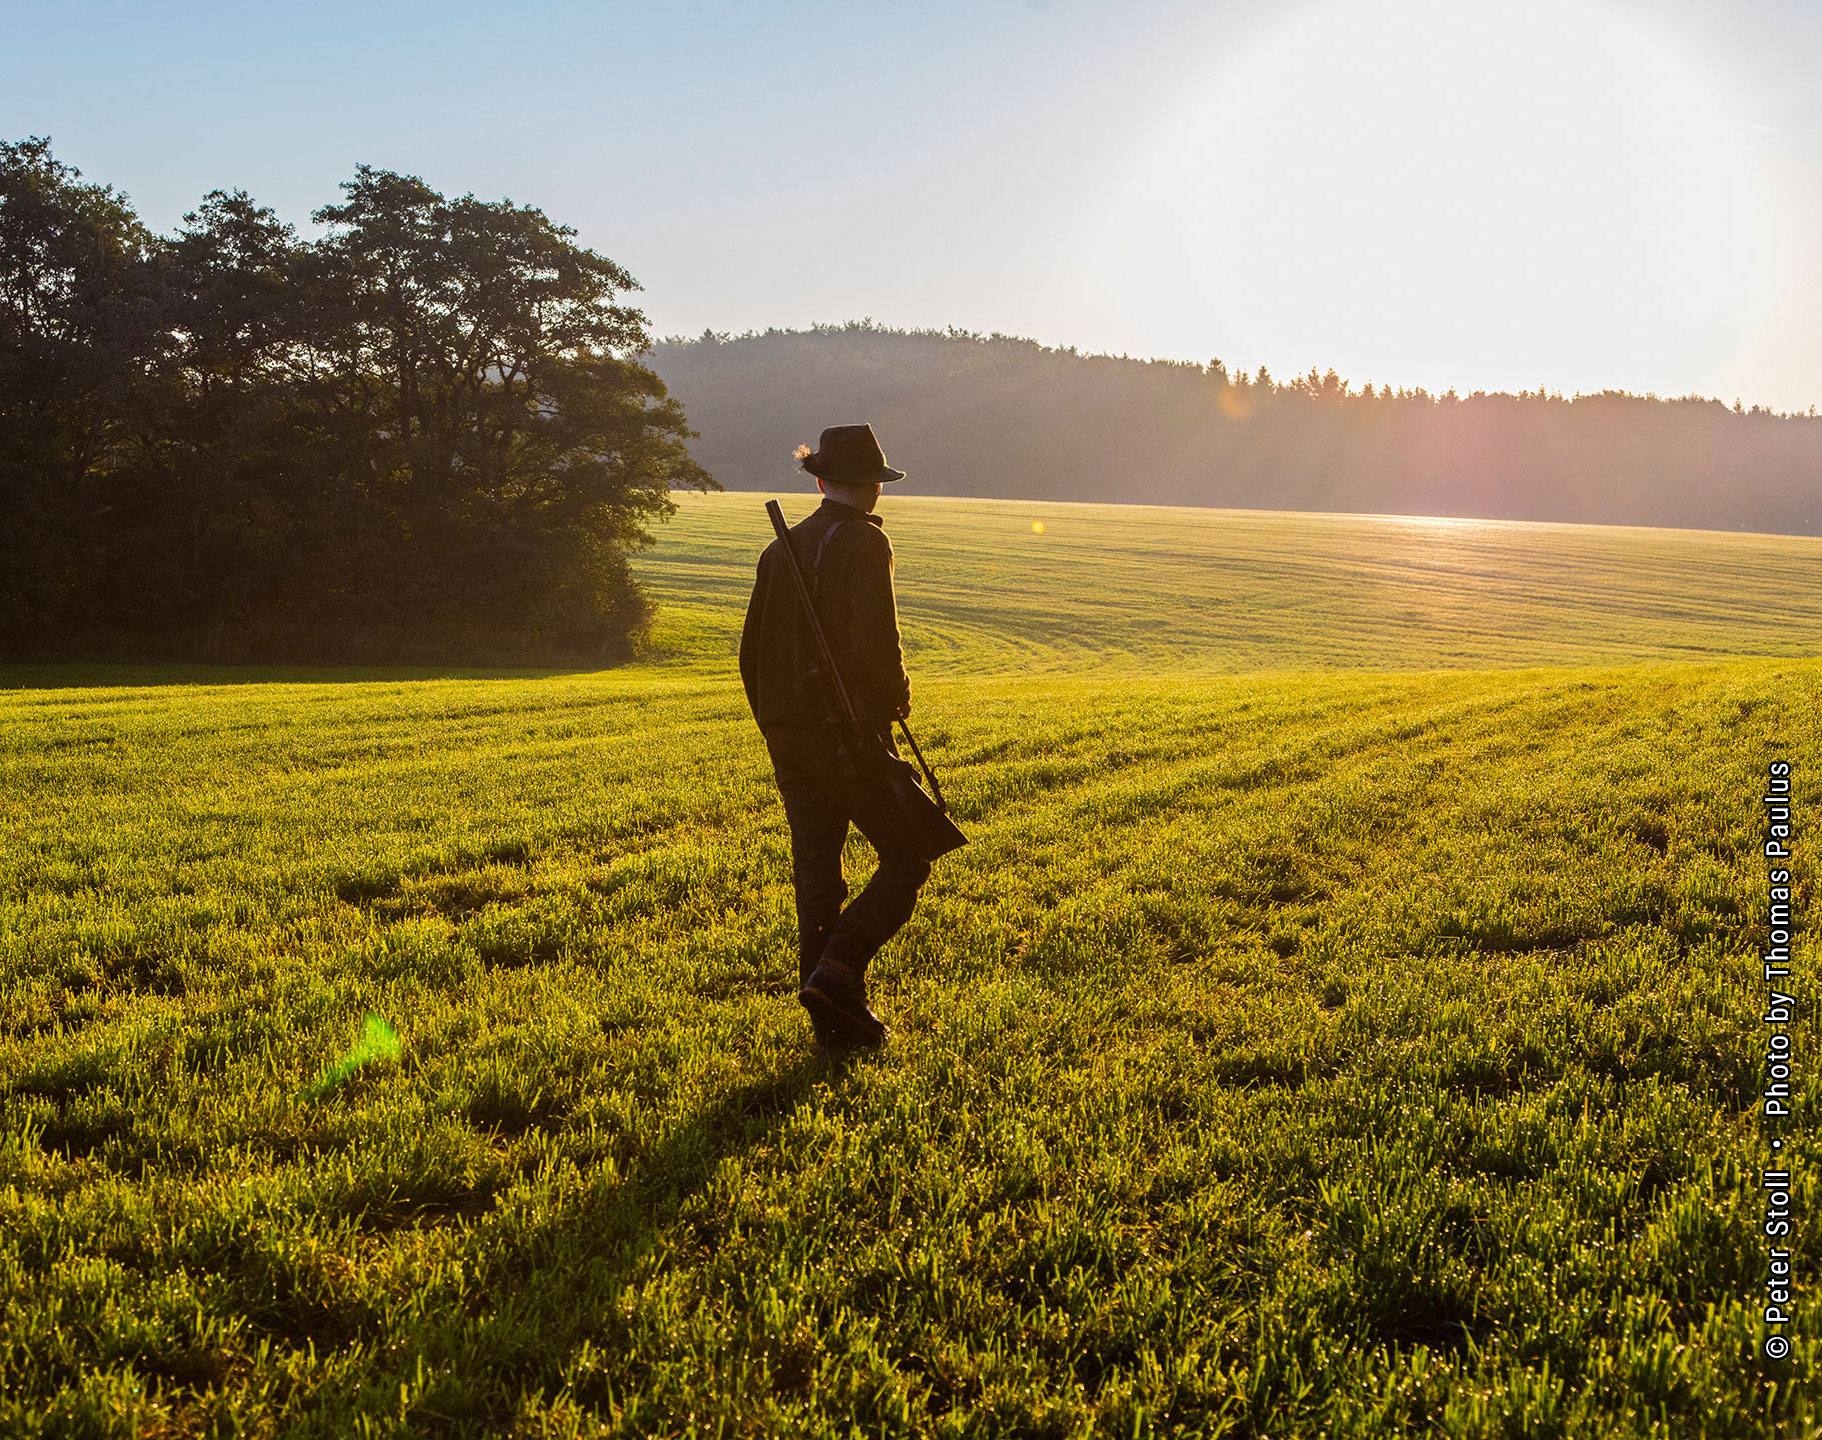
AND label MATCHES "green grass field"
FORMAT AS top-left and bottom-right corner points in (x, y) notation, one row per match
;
(2, 493), (1816, 1437)
(642, 493), (1822, 672)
